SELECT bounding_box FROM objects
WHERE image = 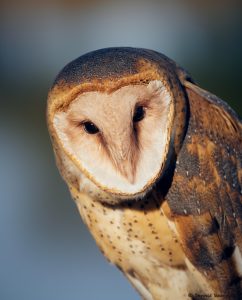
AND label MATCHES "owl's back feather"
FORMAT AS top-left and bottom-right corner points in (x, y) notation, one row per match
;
(166, 80), (242, 299)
